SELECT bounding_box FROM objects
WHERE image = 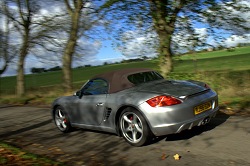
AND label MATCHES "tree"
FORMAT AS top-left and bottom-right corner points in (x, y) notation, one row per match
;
(1, 0), (102, 95)
(0, 1), (16, 76)
(62, 0), (103, 92)
(2, 0), (63, 96)
(62, 0), (84, 92)
(103, 61), (109, 65)
(101, 0), (250, 76)
(1, 0), (41, 96)
(30, 67), (45, 74)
